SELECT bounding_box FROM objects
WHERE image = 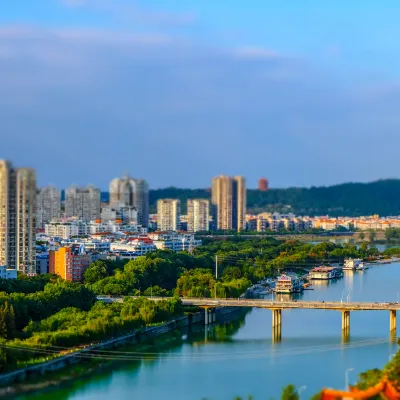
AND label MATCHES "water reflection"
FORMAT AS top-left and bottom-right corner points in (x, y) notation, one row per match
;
(344, 270), (354, 288)
(342, 327), (350, 344)
(311, 279), (341, 287)
(15, 262), (400, 400)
